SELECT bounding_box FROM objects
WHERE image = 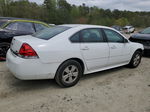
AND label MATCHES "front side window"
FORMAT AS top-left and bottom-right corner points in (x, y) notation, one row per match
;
(80, 29), (104, 43)
(32, 26), (71, 40)
(5, 22), (35, 33)
(103, 29), (124, 43)
(34, 23), (48, 32)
